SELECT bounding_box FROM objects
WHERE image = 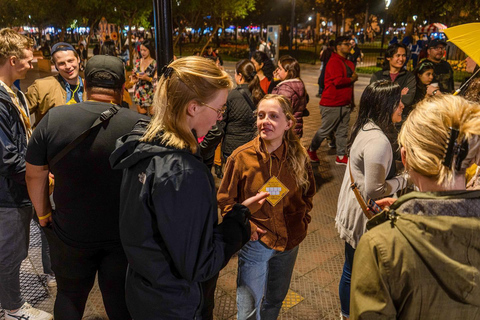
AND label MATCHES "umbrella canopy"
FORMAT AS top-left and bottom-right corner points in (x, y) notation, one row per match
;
(419, 23), (448, 34)
(444, 23), (480, 95)
(444, 23), (480, 66)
